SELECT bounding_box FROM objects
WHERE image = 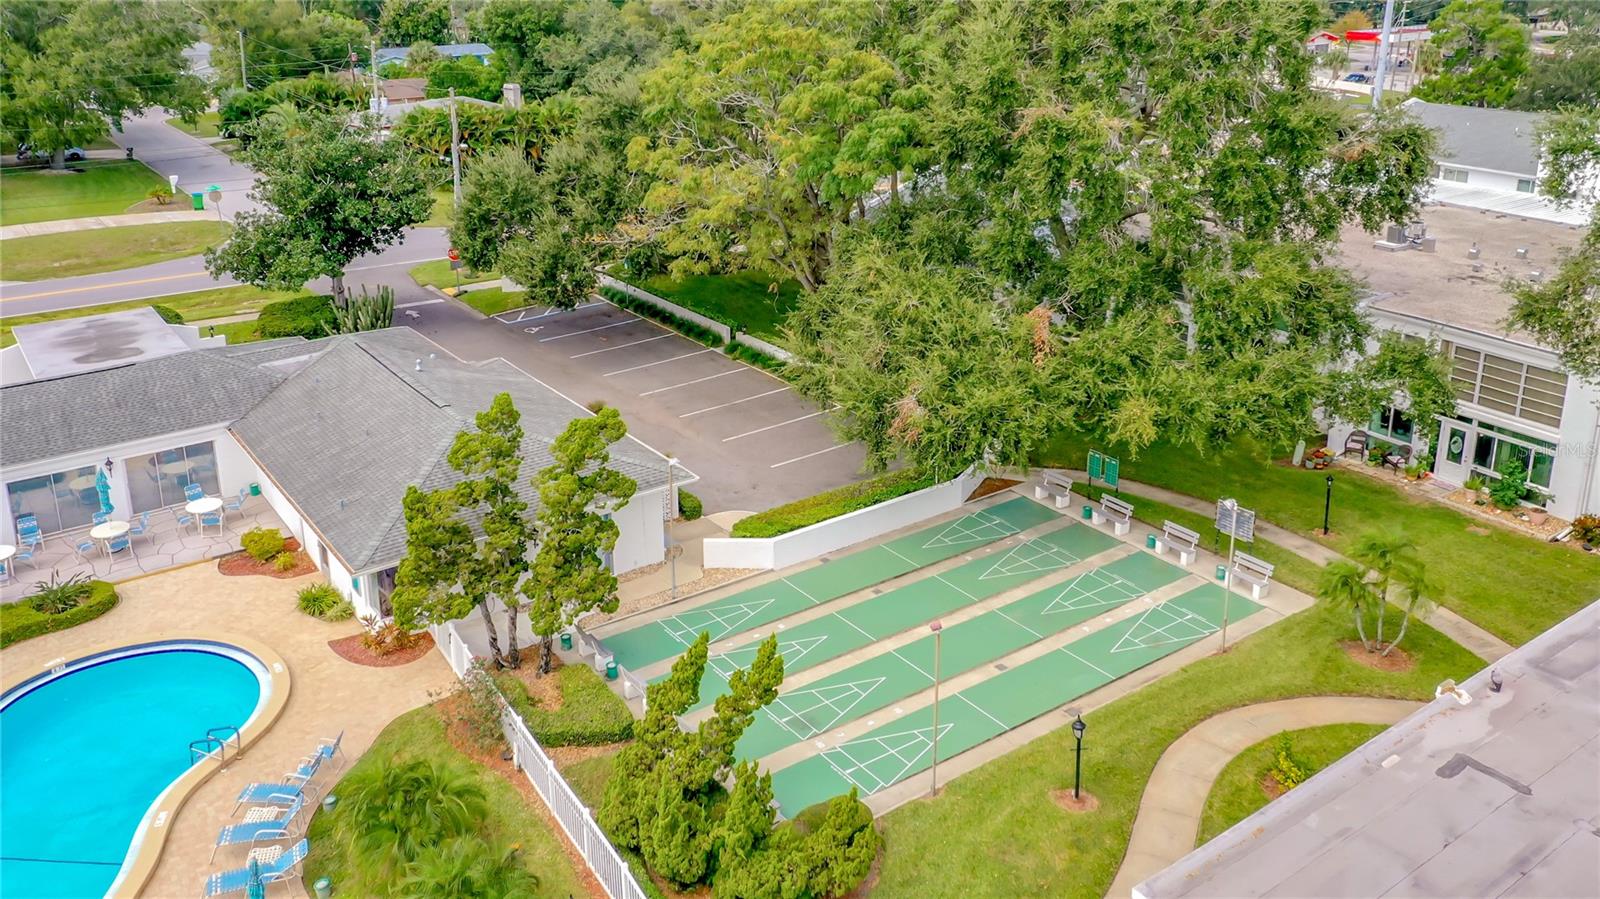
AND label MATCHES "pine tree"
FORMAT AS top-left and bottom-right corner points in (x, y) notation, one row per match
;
(643, 774), (711, 886)
(799, 788), (880, 898)
(599, 633), (708, 848)
(710, 762), (776, 885)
